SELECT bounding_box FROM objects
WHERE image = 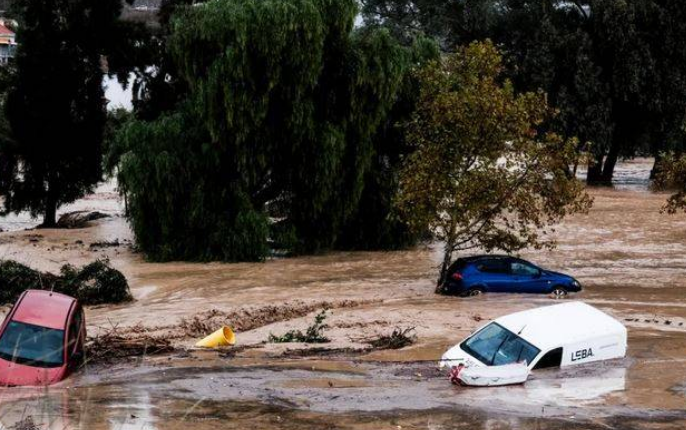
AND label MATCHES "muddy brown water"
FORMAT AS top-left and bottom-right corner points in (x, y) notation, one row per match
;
(0, 158), (685, 429)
